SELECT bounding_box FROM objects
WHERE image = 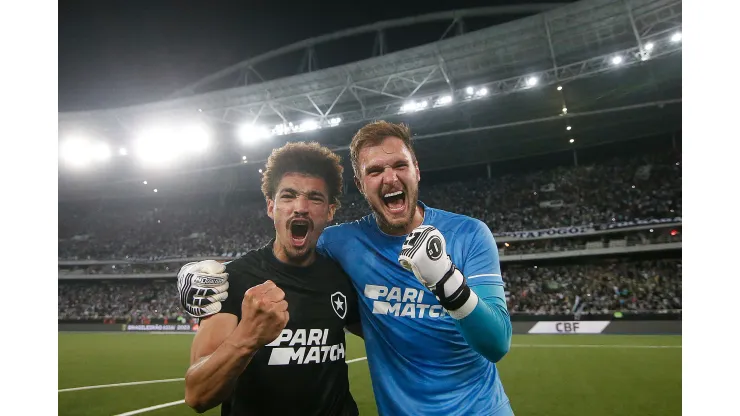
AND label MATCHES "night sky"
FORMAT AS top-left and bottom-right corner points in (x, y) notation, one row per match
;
(59, 0), (571, 112)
